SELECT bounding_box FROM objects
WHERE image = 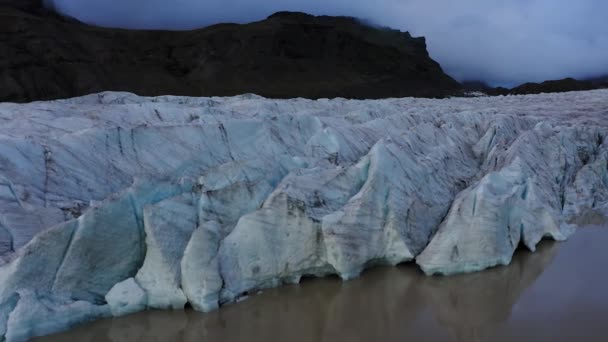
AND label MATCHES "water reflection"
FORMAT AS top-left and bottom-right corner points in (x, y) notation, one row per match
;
(36, 242), (560, 342)
(421, 242), (559, 342)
